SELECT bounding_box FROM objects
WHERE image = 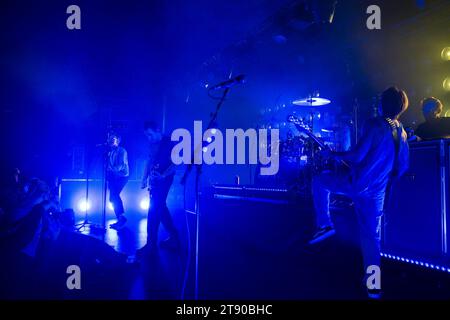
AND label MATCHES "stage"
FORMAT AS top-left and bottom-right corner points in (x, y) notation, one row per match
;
(1, 0), (450, 304)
